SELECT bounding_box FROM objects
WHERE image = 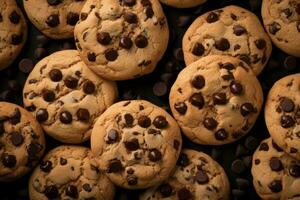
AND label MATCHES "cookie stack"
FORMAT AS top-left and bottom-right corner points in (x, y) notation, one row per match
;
(0, 0), (299, 199)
